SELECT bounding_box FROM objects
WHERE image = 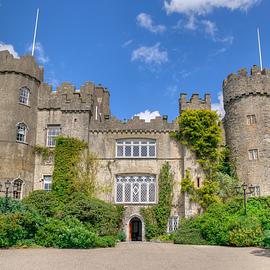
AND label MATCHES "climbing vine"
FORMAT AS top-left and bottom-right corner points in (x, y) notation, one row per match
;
(52, 136), (87, 201)
(32, 145), (54, 160)
(141, 162), (174, 240)
(173, 110), (239, 209)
